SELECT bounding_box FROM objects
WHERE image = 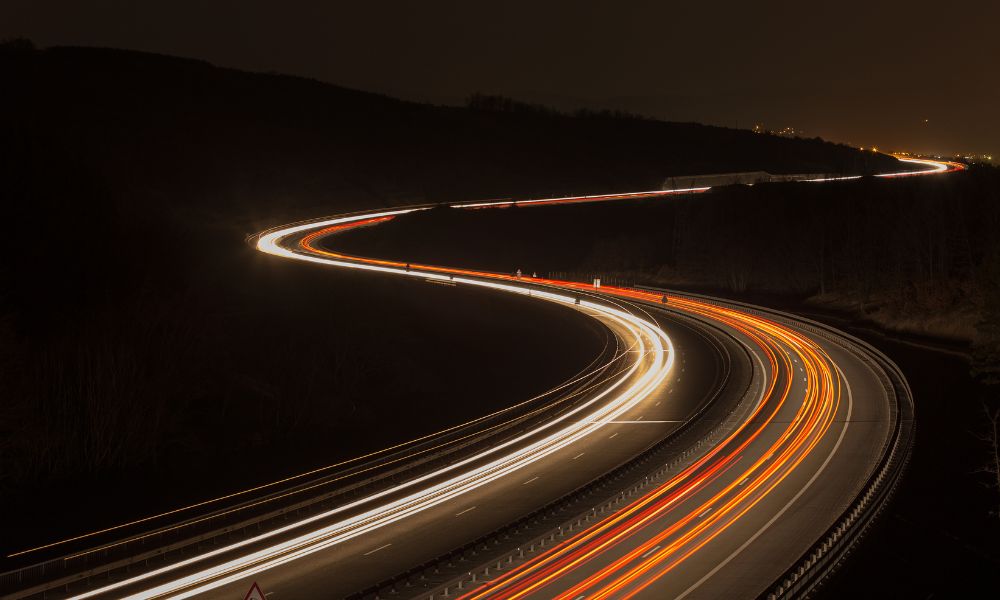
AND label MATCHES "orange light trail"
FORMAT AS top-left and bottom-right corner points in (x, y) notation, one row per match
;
(454, 299), (841, 600)
(291, 203), (846, 600)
